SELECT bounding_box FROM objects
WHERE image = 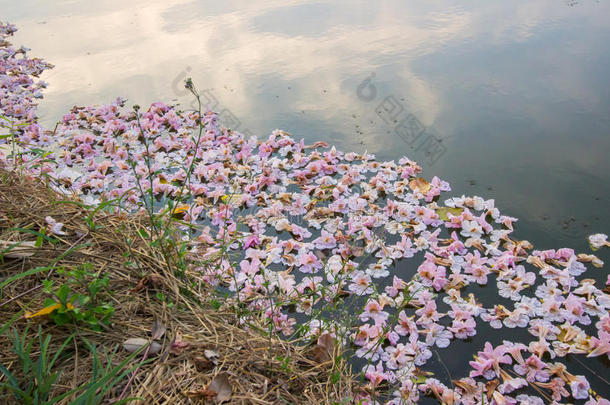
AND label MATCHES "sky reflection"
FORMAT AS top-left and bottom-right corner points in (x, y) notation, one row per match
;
(3, 0), (609, 251)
